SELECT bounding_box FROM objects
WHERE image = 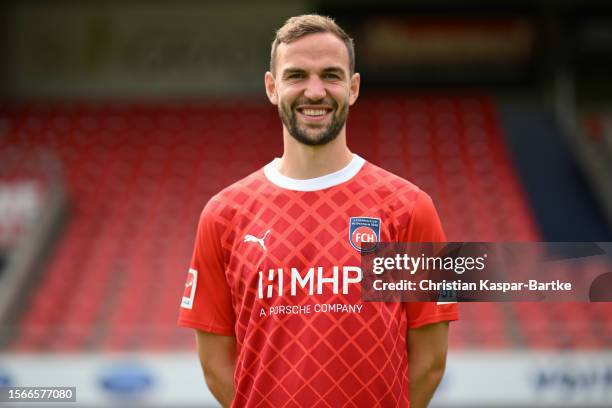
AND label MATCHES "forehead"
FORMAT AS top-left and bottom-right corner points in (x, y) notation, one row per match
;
(276, 32), (350, 73)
